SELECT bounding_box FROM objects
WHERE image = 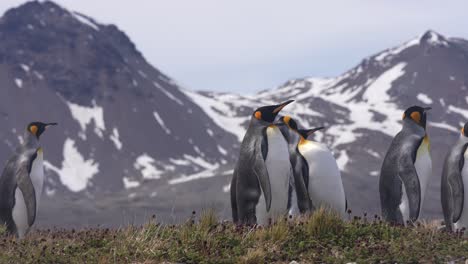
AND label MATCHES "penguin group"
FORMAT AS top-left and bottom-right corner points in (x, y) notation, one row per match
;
(1, 102), (468, 238)
(230, 100), (346, 225)
(231, 101), (468, 233)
